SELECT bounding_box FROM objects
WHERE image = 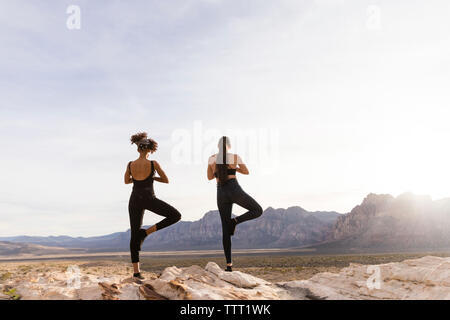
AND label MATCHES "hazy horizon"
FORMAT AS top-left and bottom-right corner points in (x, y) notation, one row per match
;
(1, 191), (449, 238)
(1, 1), (450, 237)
